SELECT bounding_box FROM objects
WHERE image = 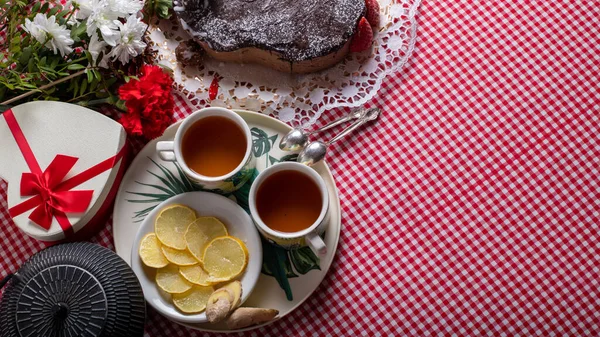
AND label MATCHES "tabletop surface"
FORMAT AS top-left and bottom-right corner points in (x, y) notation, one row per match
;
(1, 1), (599, 336)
